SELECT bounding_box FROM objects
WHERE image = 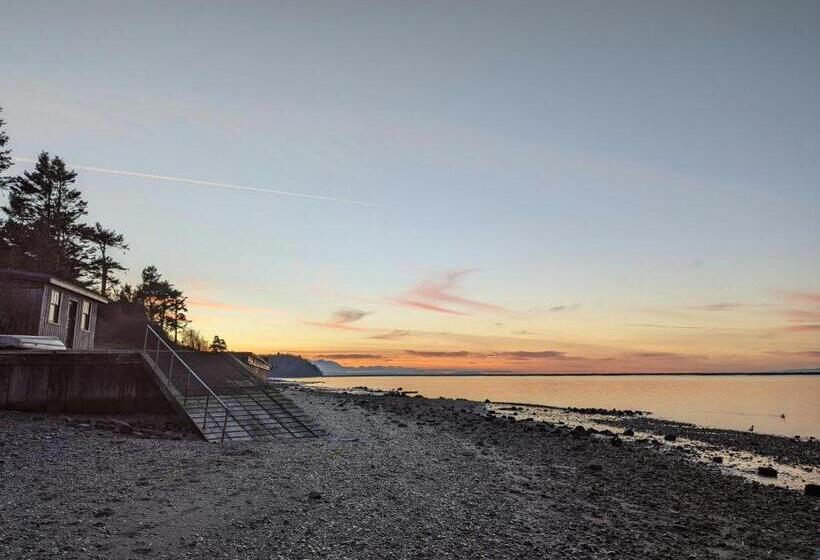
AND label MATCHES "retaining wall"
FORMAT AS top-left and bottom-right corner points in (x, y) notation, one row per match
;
(0, 351), (175, 415)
